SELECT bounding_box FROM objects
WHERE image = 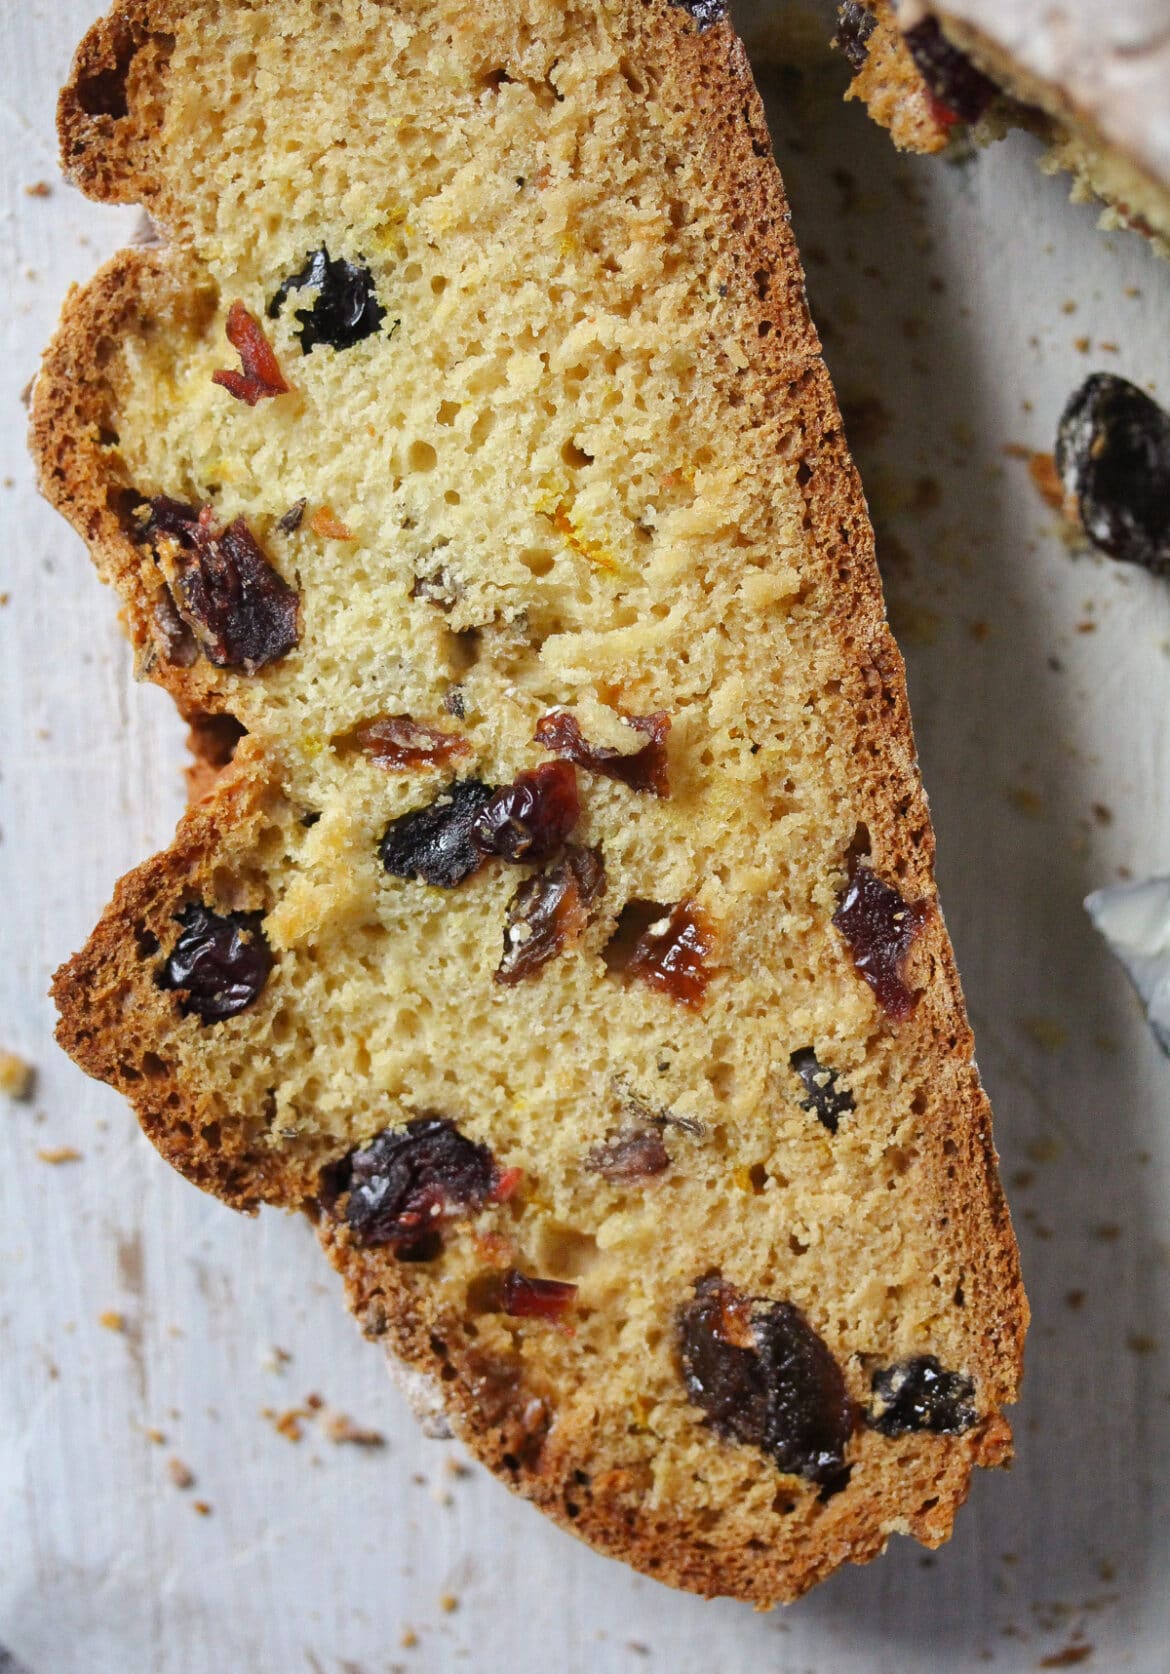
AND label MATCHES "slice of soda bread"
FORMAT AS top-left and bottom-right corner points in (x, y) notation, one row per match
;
(36, 0), (1025, 1604)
